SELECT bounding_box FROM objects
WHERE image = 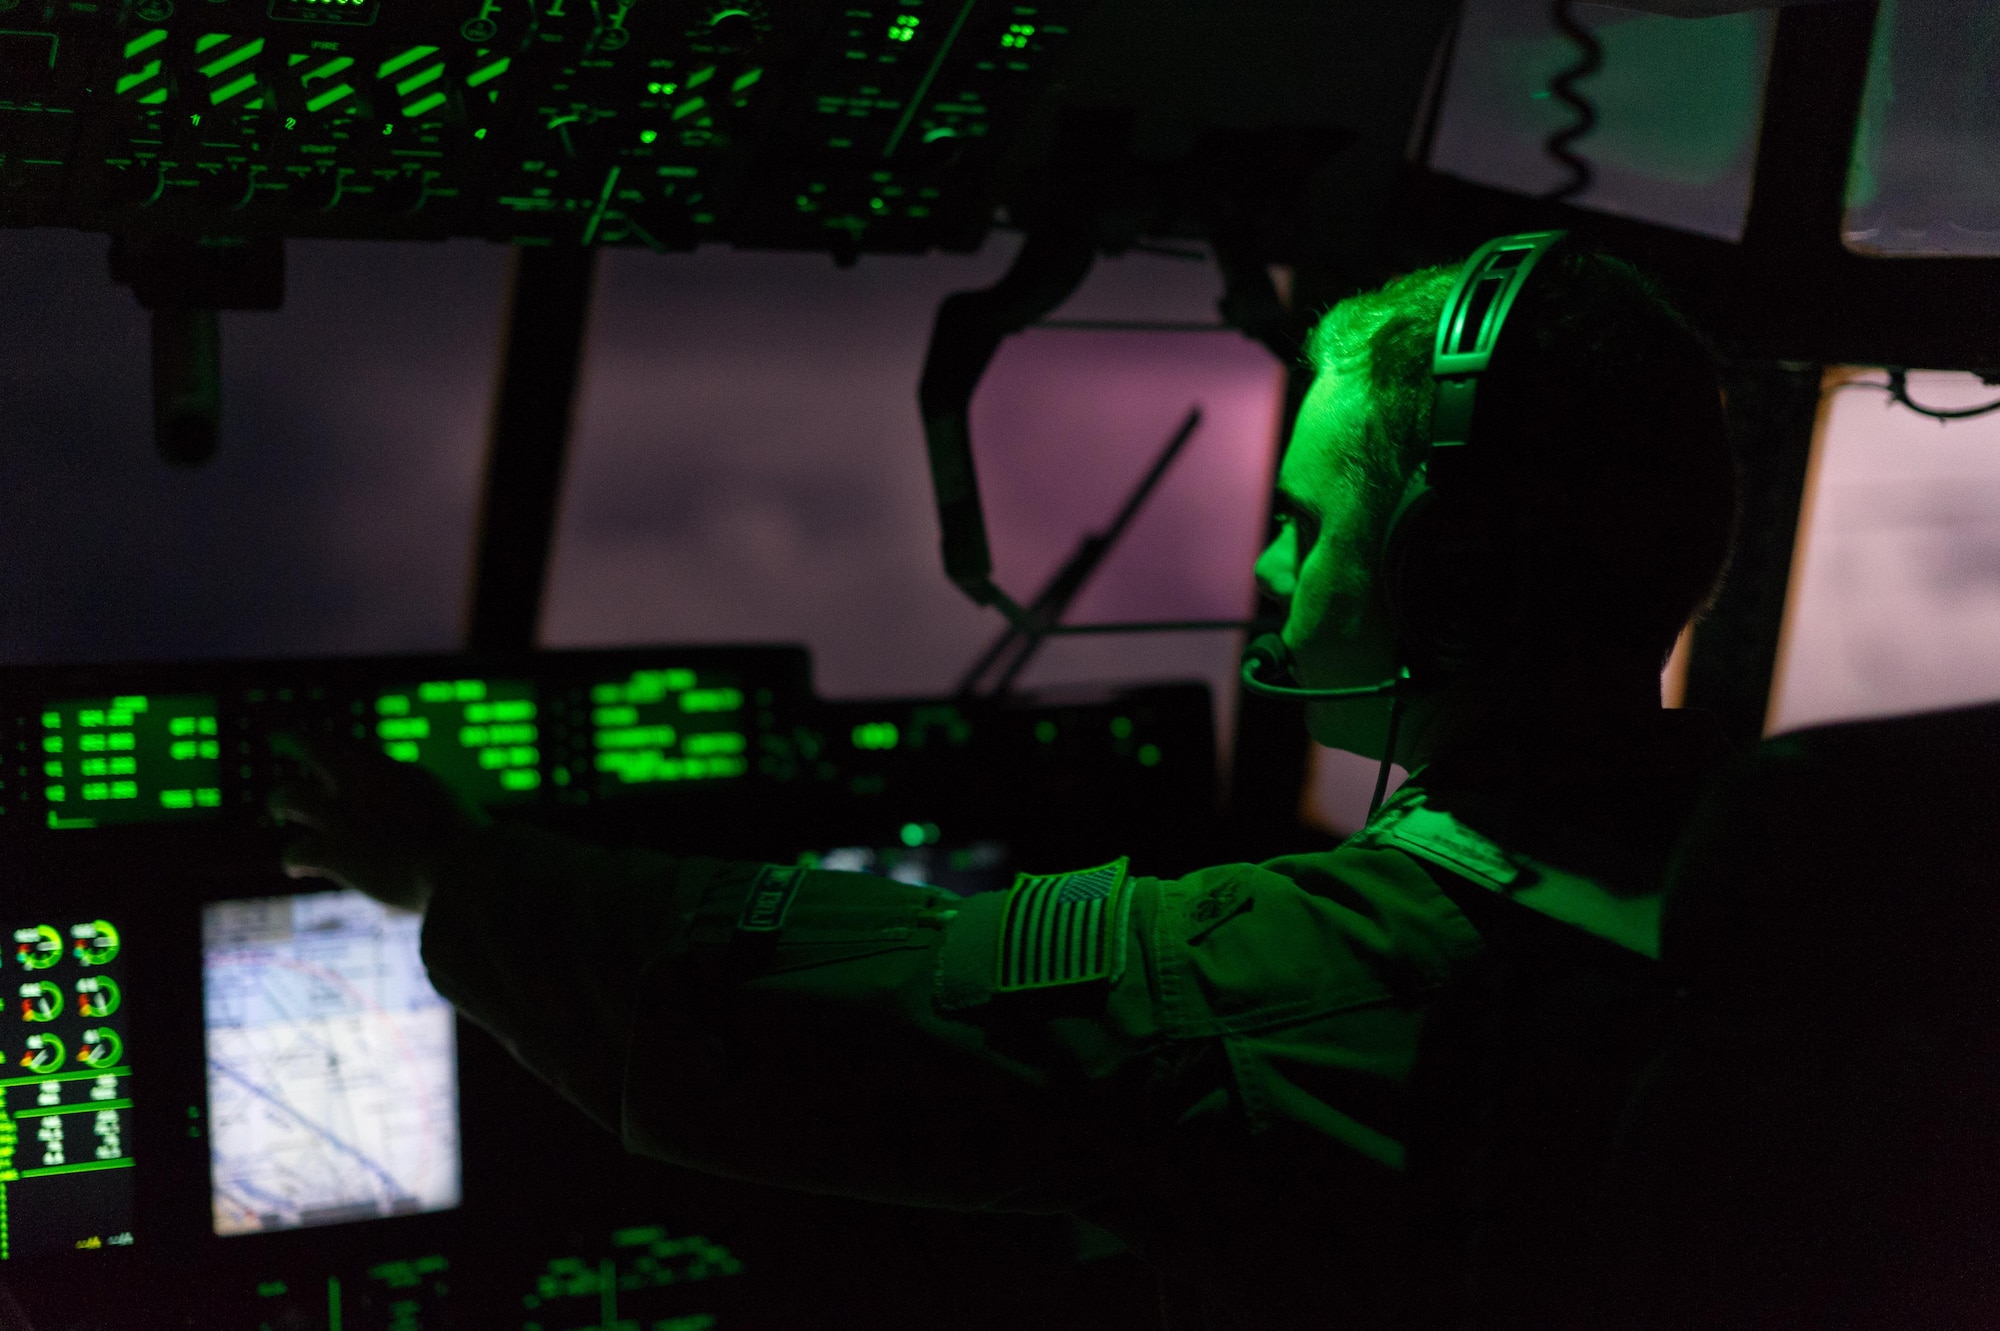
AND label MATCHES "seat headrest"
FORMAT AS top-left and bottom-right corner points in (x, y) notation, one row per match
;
(1663, 702), (2000, 1021)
